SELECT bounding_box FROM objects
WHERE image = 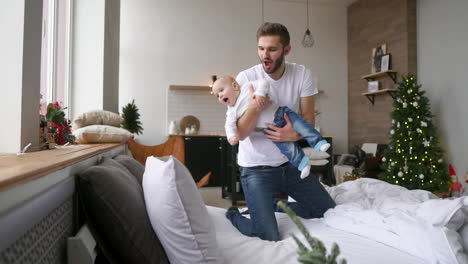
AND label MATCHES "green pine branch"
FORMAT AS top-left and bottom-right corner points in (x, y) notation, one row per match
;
(277, 201), (346, 264)
(121, 99), (143, 135)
